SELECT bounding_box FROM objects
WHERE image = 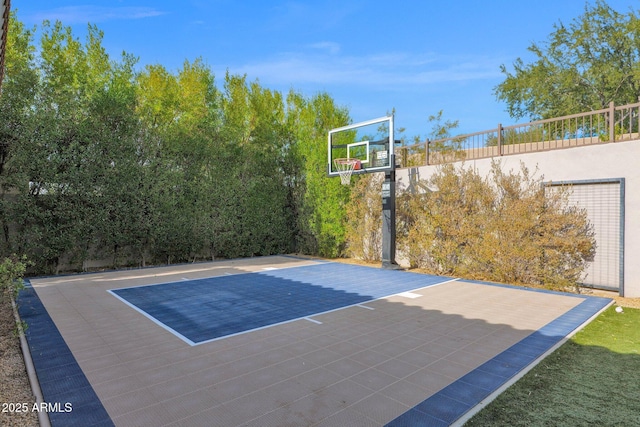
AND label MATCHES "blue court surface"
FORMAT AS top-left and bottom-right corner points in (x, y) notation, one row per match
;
(17, 257), (612, 427)
(109, 263), (453, 345)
